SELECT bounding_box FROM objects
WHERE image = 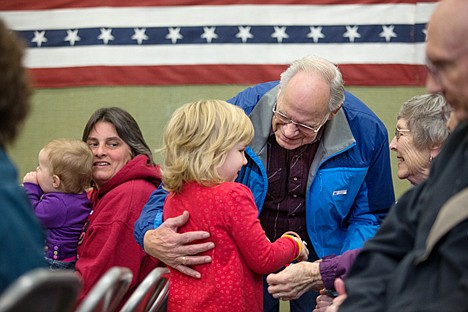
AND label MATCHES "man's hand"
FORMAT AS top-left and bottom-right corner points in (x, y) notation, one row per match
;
(267, 261), (325, 300)
(143, 211), (214, 279)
